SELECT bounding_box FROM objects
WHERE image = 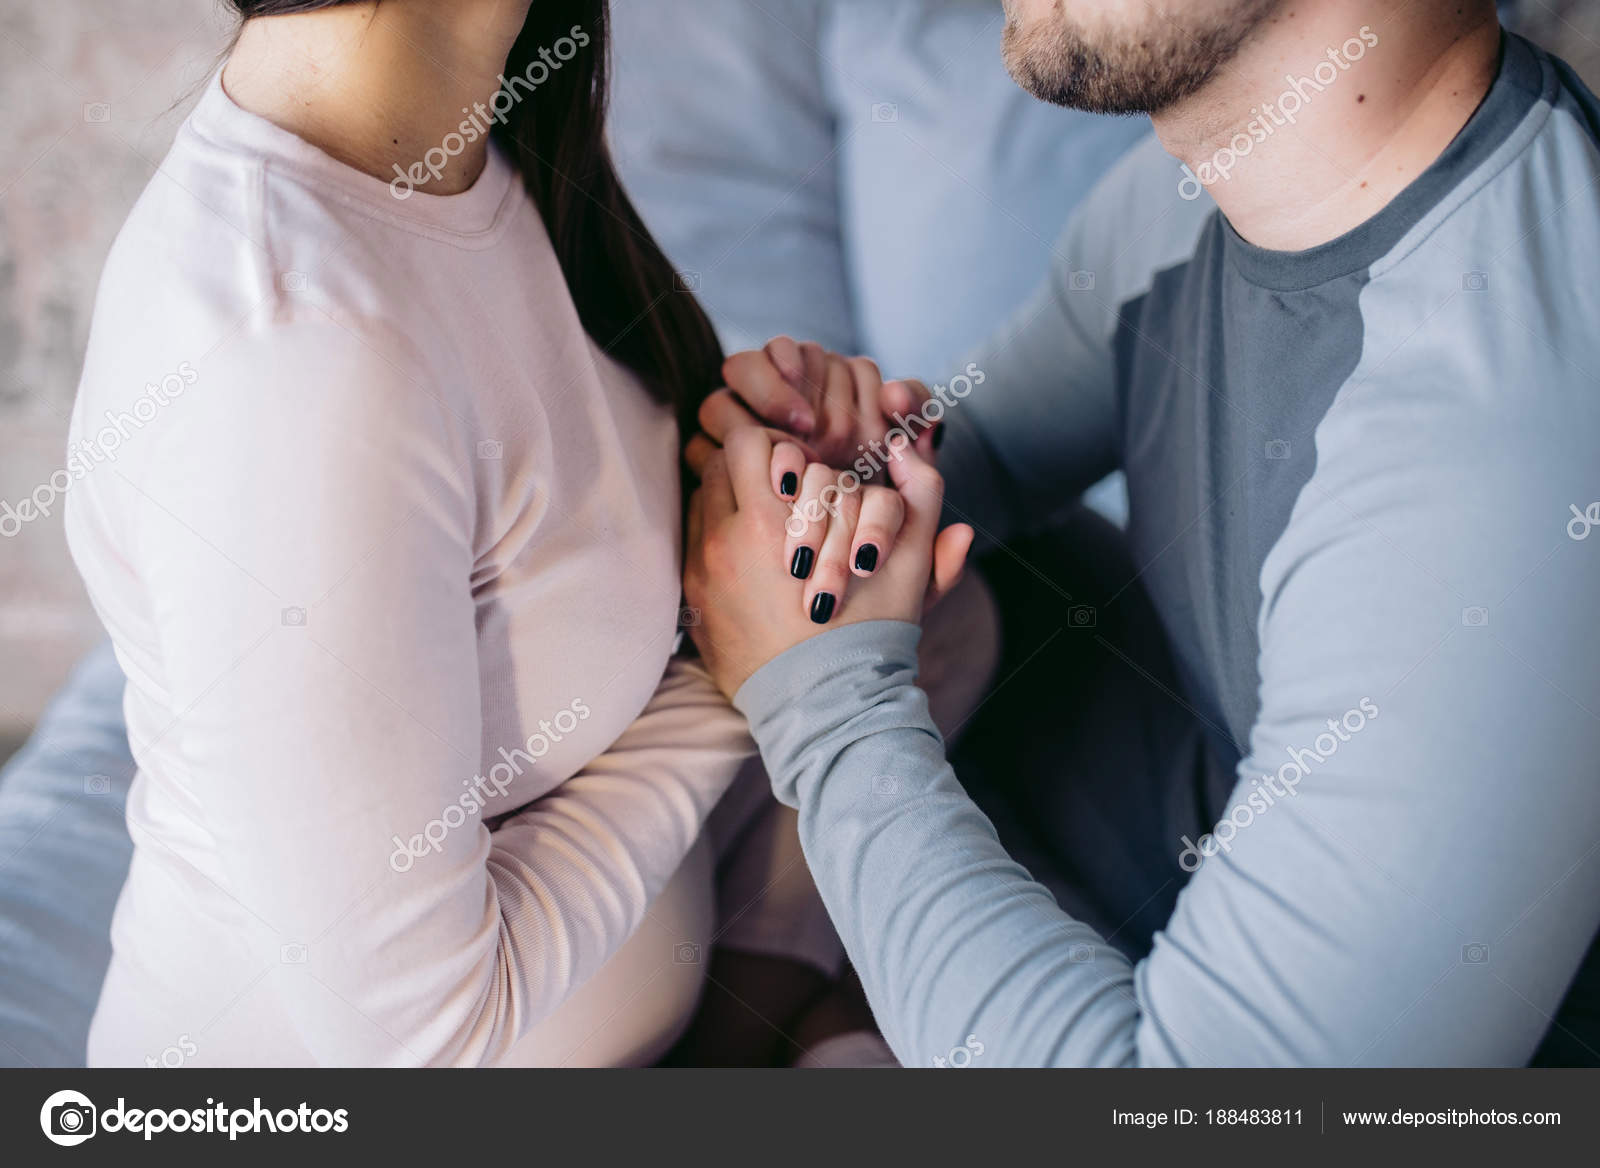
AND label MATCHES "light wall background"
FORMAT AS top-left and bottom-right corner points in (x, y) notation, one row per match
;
(1, 0), (229, 748)
(1, 0), (1596, 749)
